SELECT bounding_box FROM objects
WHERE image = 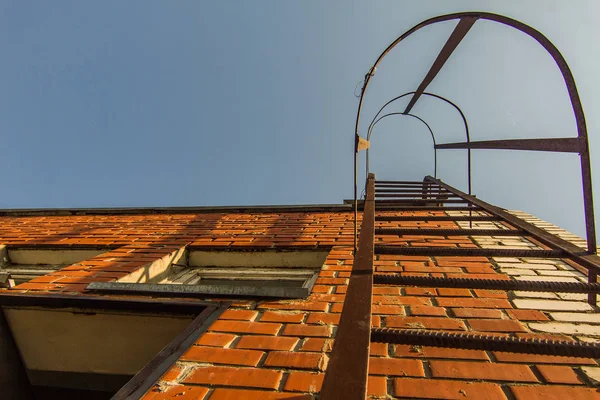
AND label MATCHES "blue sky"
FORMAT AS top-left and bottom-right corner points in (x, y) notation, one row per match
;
(1, 1), (599, 237)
